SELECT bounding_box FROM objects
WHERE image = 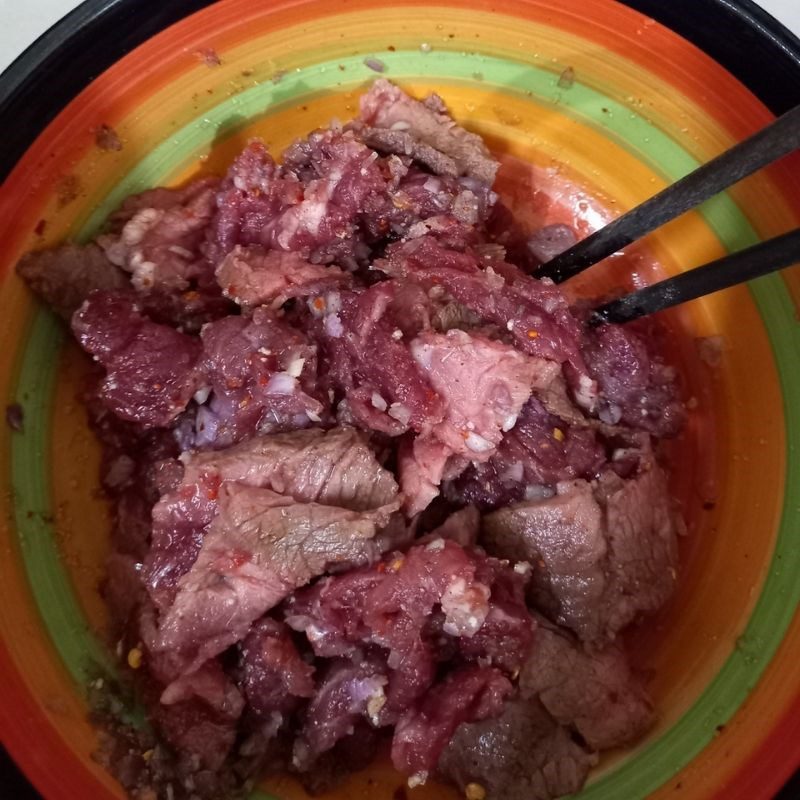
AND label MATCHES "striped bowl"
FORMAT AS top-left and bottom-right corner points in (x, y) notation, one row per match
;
(0, 1), (799, 798)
